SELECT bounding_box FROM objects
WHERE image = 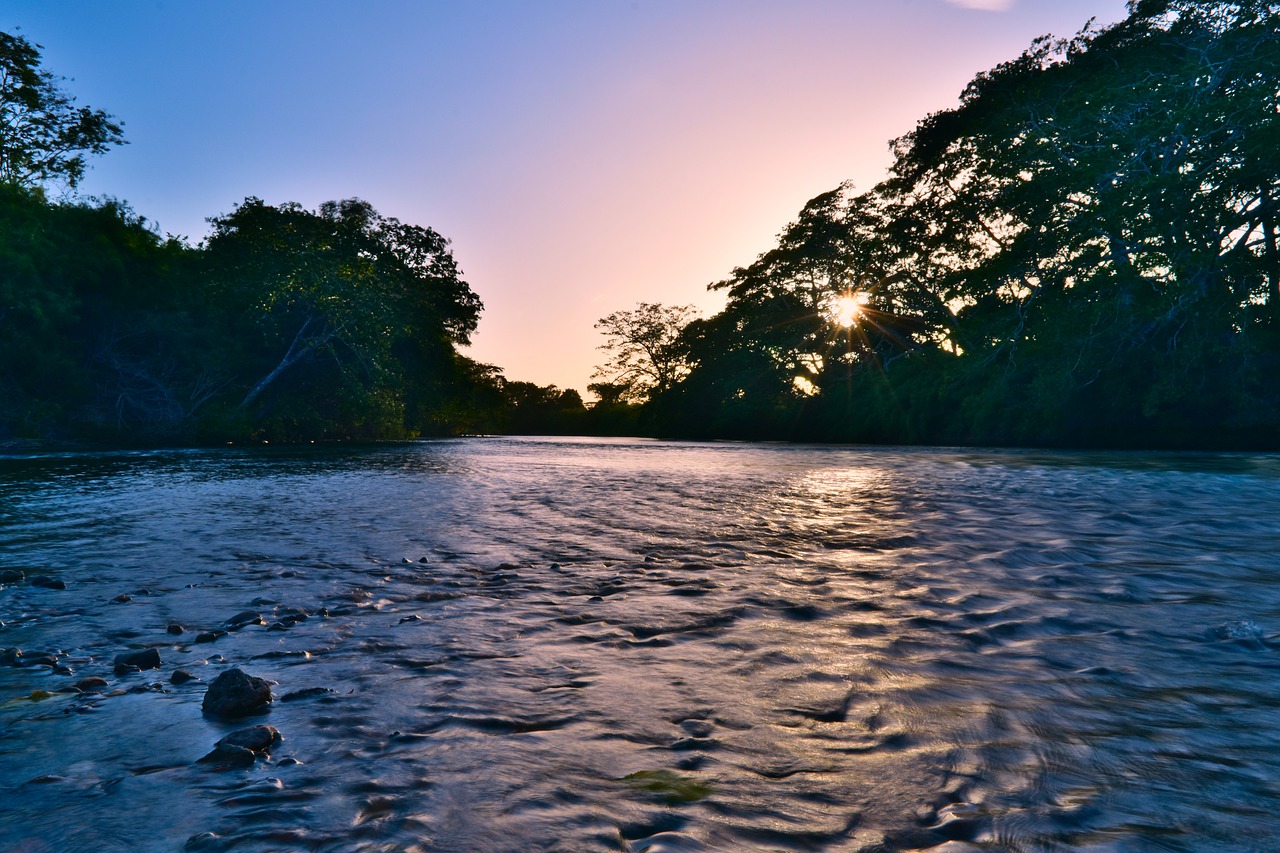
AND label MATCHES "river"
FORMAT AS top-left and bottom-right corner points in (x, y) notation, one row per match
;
(1, 437), (1279, 852)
